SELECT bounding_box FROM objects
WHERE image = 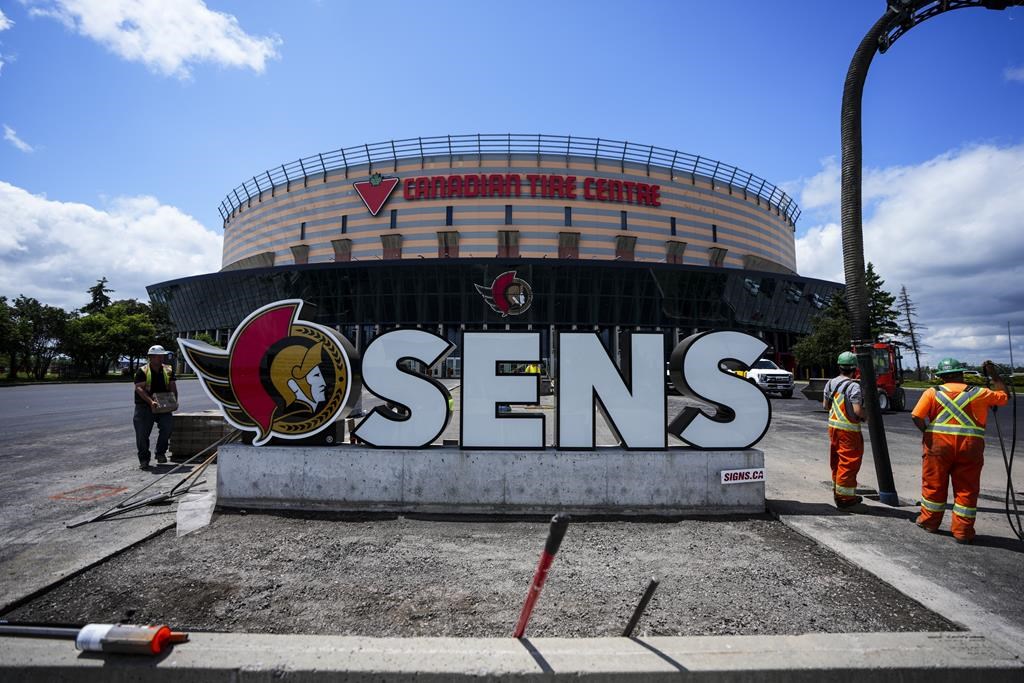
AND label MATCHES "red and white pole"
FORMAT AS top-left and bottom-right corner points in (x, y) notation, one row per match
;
(513, 513), (570, 638)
